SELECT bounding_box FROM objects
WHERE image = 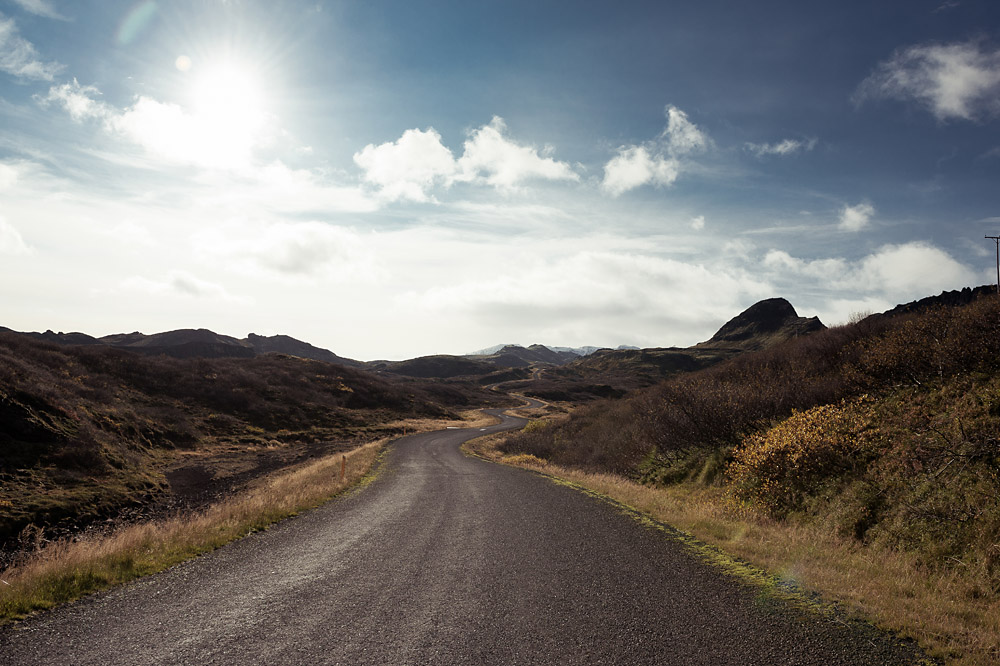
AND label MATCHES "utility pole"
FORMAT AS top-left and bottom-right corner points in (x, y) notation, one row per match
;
(987, 235), (1000, 295)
